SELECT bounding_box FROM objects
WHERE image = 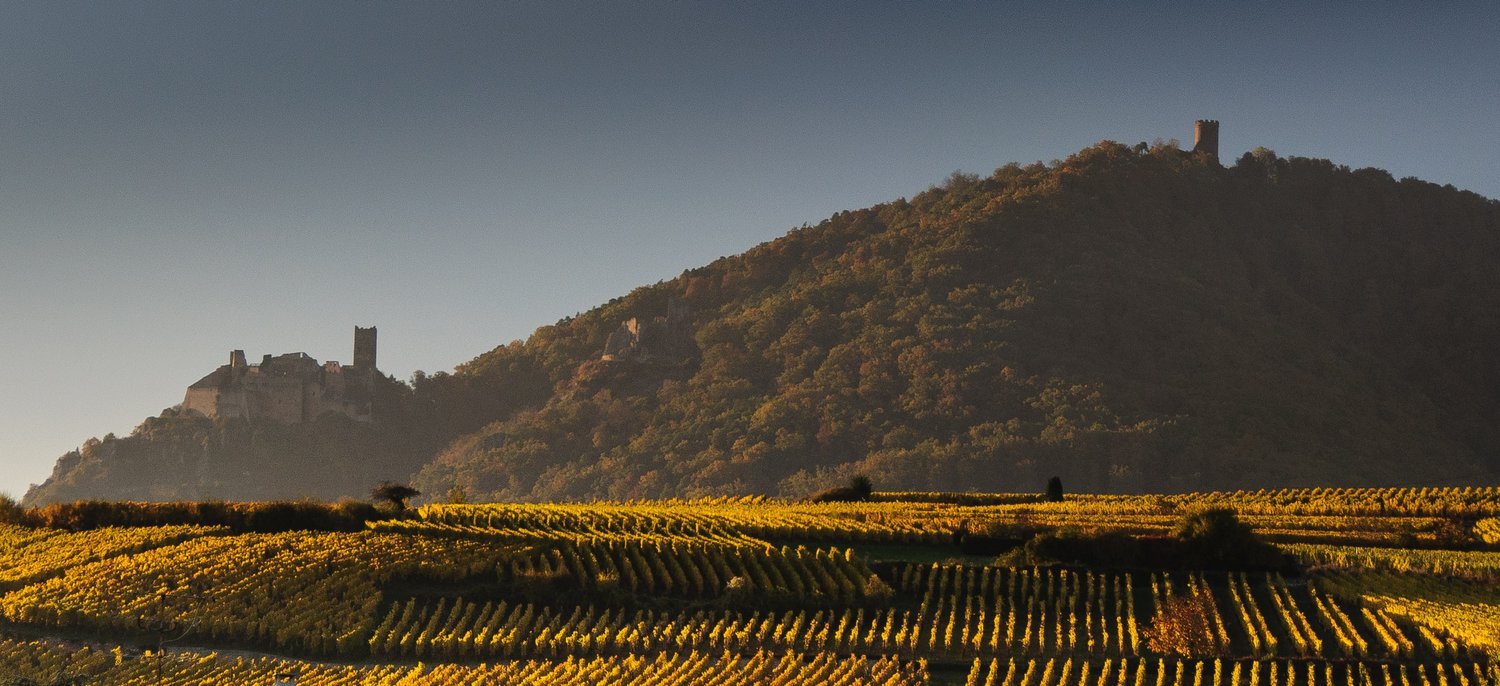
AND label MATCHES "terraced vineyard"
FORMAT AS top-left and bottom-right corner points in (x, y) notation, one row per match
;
(0, 486), (1495, 684)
